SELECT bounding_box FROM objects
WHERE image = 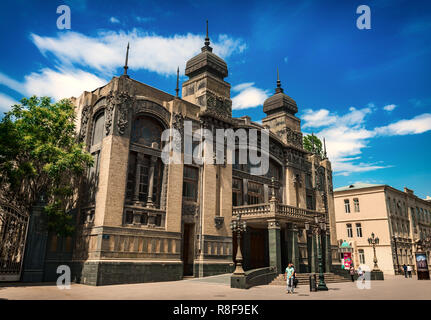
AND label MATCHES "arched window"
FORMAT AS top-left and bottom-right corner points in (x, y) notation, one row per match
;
(131, 115), (164, 147)
(92, 111), (105, 146)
